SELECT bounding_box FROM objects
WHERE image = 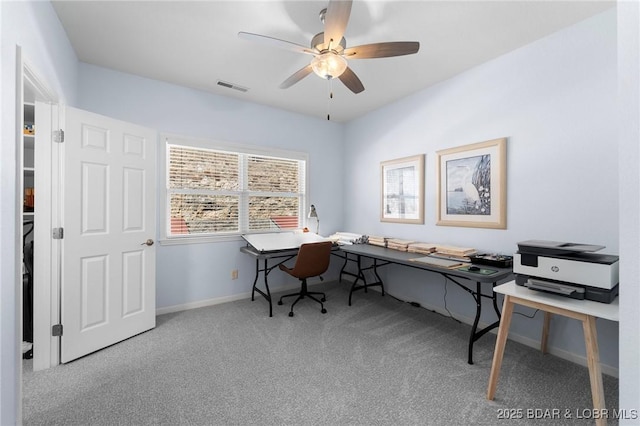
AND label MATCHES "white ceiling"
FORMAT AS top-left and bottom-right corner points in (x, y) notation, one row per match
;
(51, 0), (614, 123)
